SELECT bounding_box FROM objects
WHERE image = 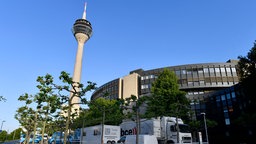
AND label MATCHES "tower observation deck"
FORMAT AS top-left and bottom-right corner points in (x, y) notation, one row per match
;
(72, 19), (92, 38)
